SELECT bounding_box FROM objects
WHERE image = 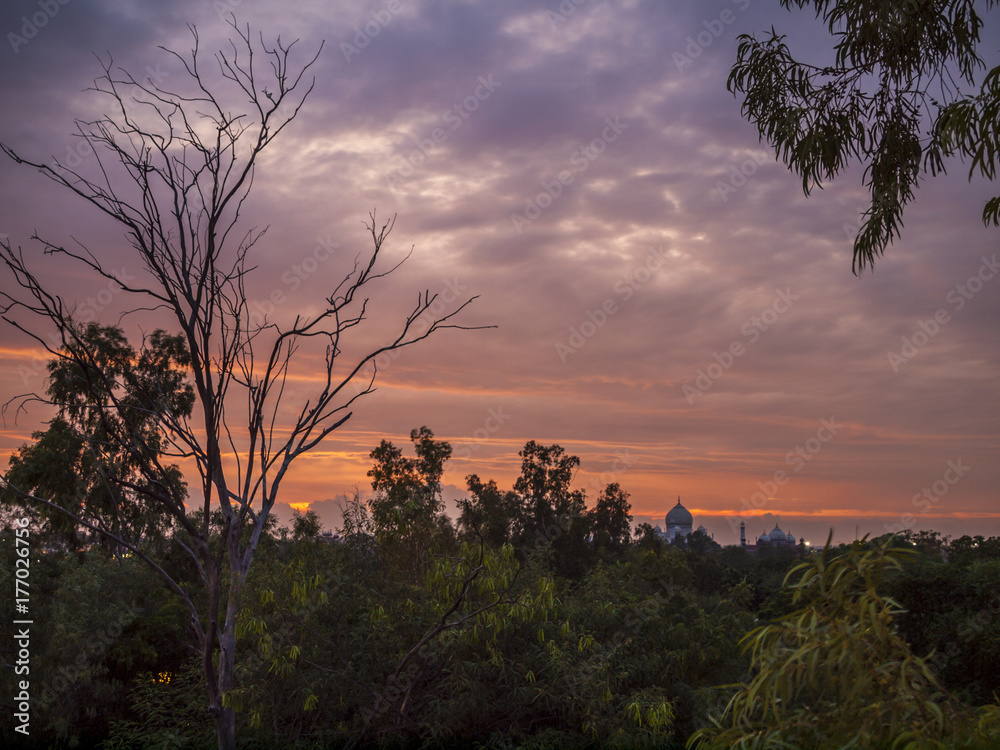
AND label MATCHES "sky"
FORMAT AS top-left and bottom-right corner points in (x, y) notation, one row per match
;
(0, 0), (998, 546)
